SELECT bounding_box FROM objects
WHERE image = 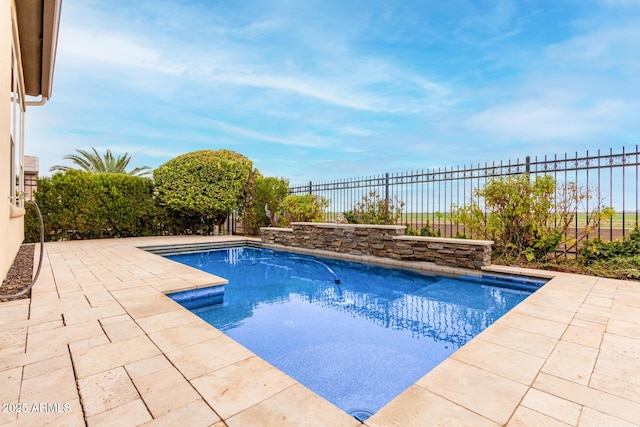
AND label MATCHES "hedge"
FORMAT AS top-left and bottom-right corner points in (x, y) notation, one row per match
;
(24, 170), (159, 242)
